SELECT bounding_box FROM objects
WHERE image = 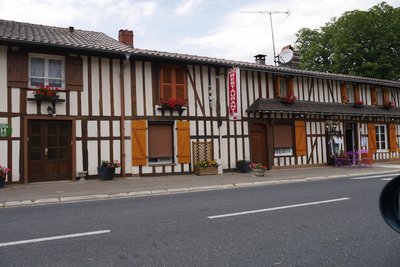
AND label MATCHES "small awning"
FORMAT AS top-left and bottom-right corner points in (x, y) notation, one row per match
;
(246, 98), (400, 117)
